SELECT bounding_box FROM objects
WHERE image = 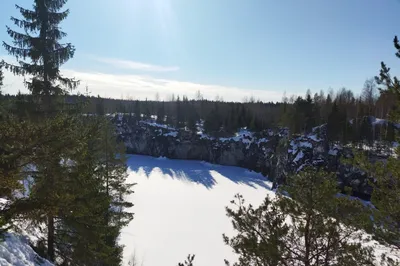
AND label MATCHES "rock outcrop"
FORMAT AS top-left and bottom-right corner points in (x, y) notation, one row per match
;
(115, 114), (284, 177)
(112, 114), (396, 200)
